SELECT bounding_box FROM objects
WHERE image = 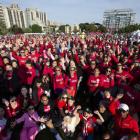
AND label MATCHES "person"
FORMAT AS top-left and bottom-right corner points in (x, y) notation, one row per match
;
(109, 103), (139, 139)
(32, 78), (44, 106)
(115, 63), (133, 88)
(2, 96), (22, 118)
(14, 104), (46, 140)
(25, 60), (36, 86)
(35, 119), (63, 140)
(95, 101), (112, 138)
(66, 67), (78, 97)
(80, 108), (104, 140)
(87, 68), (102, 108)
(52, 66), (68, 99)
(0, 107), (7, 135)
(3, 64), (20, 97)
(101, 67), (115, 91)
(37, 94), (51, 118)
